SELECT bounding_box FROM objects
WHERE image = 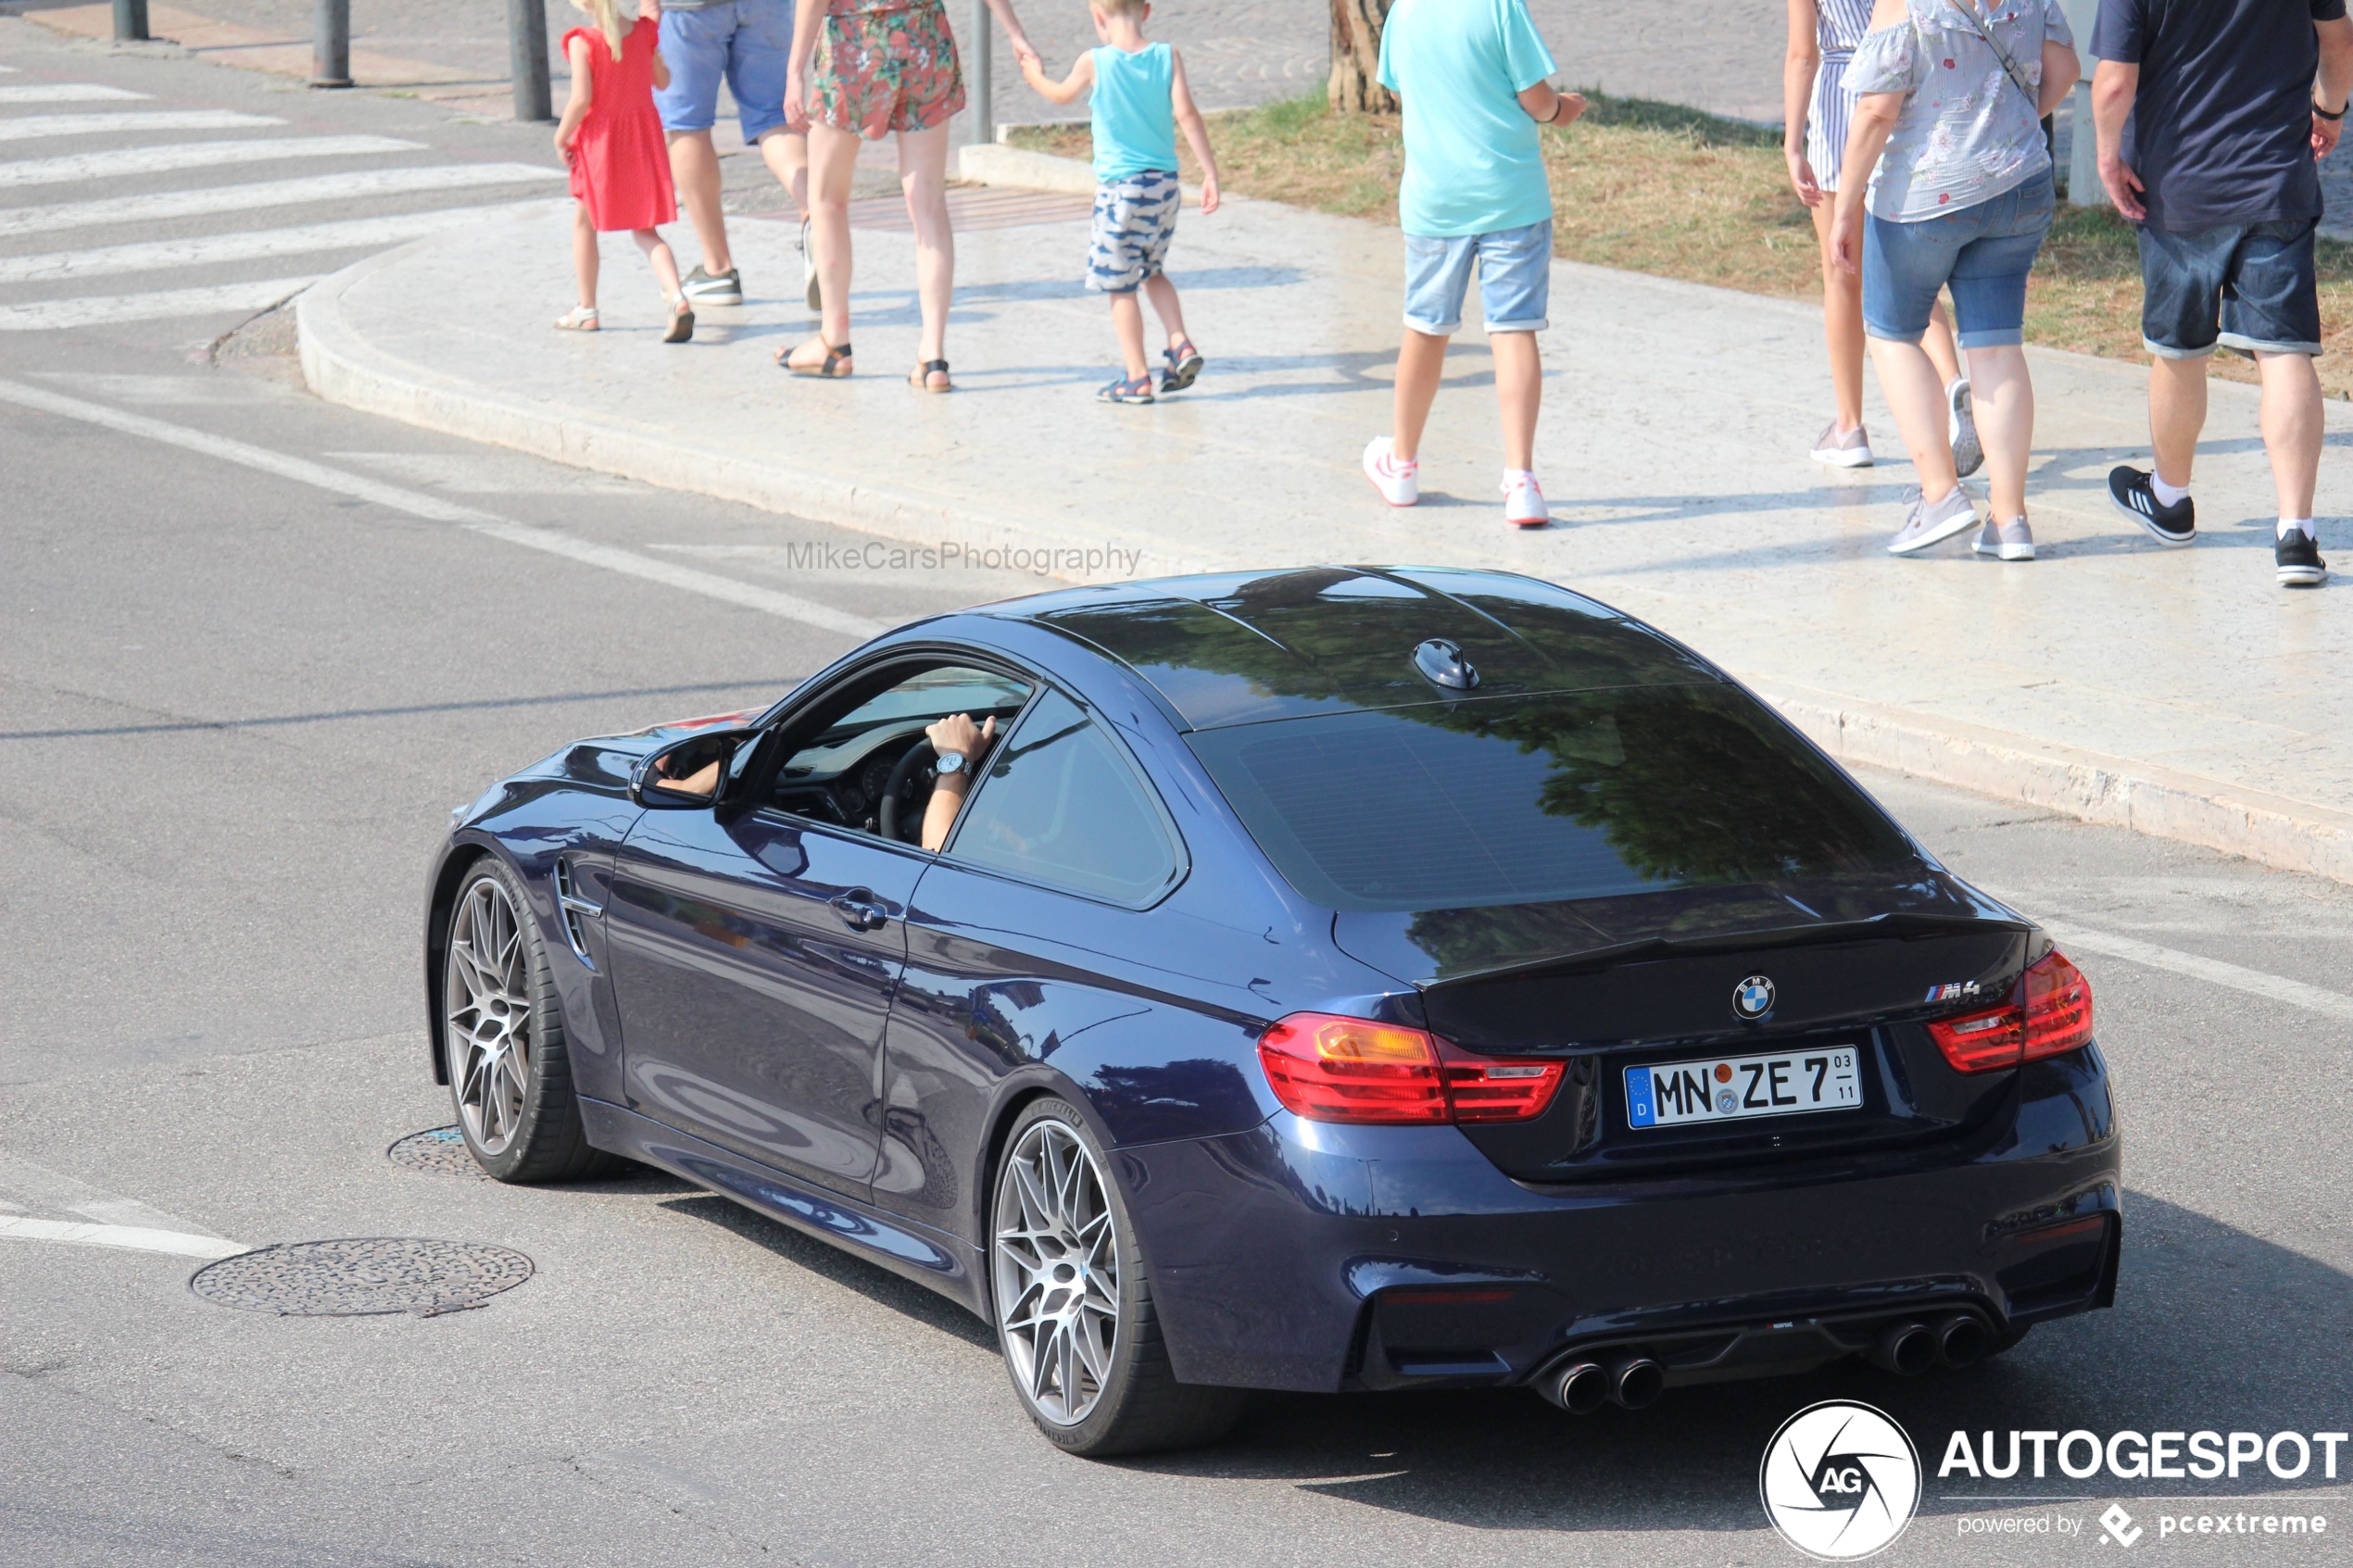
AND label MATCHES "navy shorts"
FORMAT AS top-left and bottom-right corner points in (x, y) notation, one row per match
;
(2138, 219), (2322, 358)
(1863, 171), (2054, 349)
